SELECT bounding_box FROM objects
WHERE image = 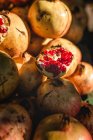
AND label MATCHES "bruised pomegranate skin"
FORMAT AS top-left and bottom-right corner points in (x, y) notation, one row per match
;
(33, 114), (92, 140)
(67, 62), (93, 95)
(37, 79), (81, 117)
(36, 38), (82, 79)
